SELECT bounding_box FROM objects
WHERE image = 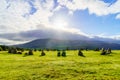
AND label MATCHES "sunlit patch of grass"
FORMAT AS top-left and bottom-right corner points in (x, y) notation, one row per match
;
(0, 50), (120, 79)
